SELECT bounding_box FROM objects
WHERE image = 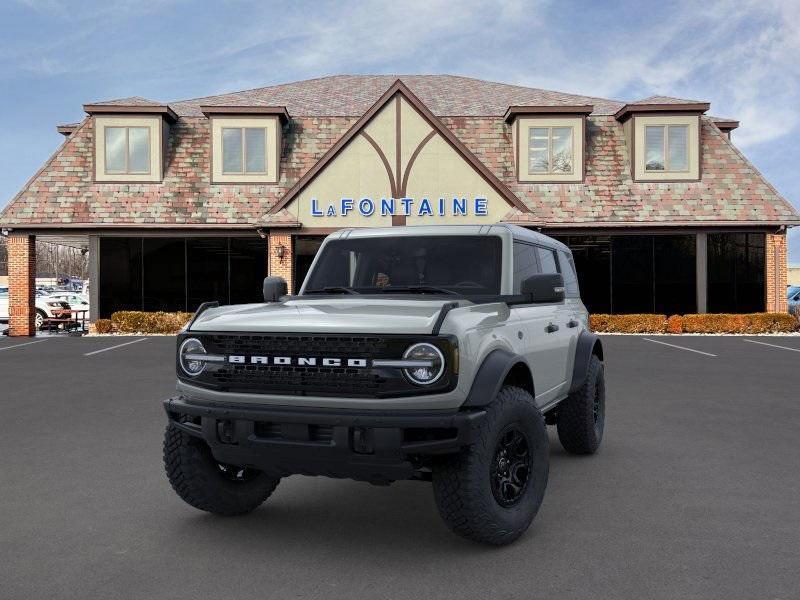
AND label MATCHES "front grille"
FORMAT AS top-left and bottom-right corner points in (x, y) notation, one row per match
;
(181, 332), (456, 398)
